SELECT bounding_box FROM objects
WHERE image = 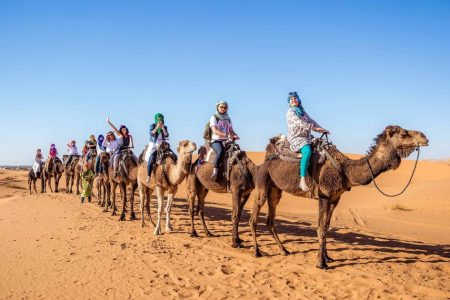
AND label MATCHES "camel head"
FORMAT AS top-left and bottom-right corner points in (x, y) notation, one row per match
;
(366, 125), (429, 171)
(380, 125), (429, 158)
(177, 140), (197, 156)
(265, 135), (282, 158)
